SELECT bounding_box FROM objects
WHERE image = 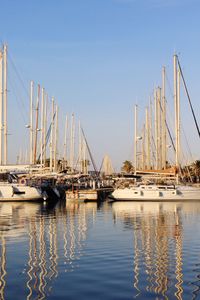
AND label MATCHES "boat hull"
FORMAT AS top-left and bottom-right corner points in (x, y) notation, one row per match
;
(112, 186), (200, 201)
(0, 184), (44, 201)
